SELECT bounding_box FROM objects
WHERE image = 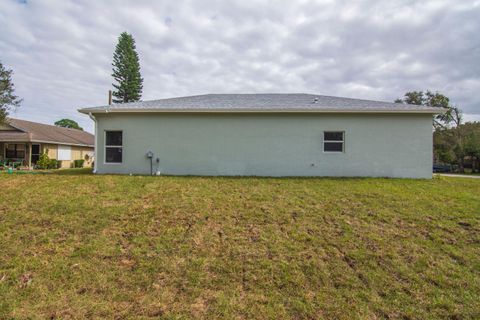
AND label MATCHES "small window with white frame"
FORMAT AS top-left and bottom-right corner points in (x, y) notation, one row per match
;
(105, 131), (123, 163)
(323, 131), (344, 153)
